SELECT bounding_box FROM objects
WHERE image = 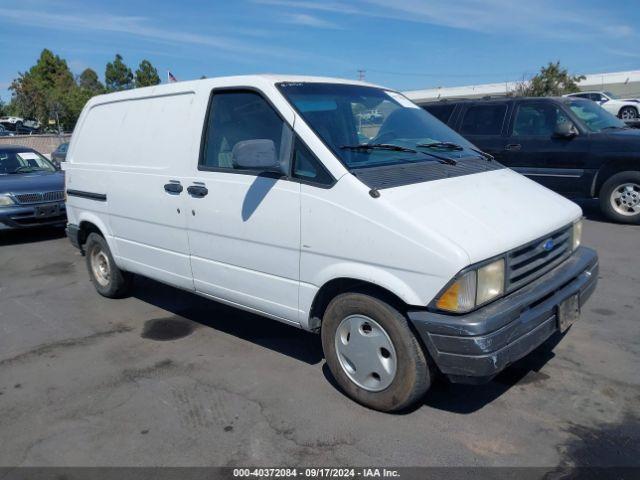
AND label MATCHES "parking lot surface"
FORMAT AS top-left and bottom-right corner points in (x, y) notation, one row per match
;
(0, 201), (639, 468)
